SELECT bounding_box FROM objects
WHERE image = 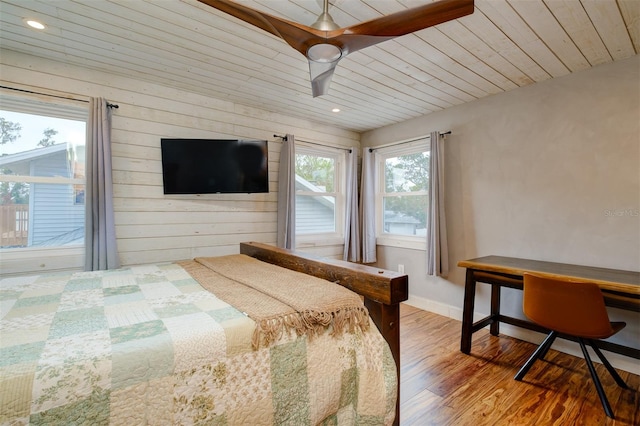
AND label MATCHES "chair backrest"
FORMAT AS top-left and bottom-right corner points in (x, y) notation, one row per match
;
(522, 273), (615, 339)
